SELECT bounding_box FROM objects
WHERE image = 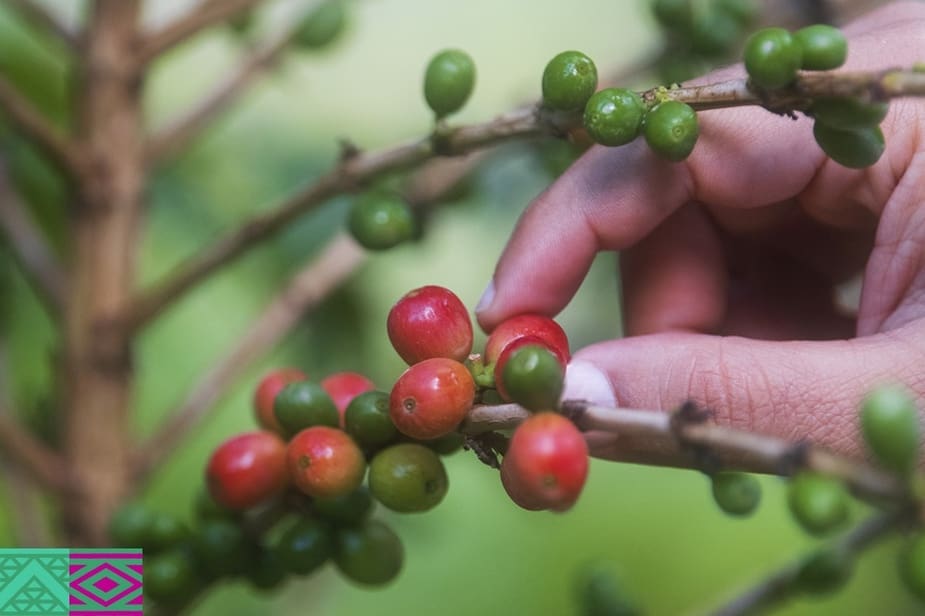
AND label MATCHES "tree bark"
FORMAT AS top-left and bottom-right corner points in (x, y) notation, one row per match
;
(62, 0), (144, 546)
